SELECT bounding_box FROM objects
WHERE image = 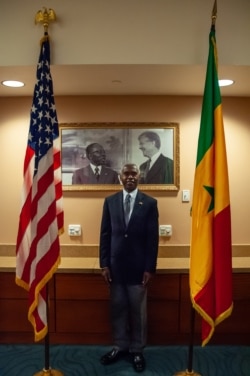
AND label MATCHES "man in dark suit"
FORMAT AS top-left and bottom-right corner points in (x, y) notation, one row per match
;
(72, 143), (120, 184)
(138, 131), (174, 184)
(99, 163), (159, 373)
